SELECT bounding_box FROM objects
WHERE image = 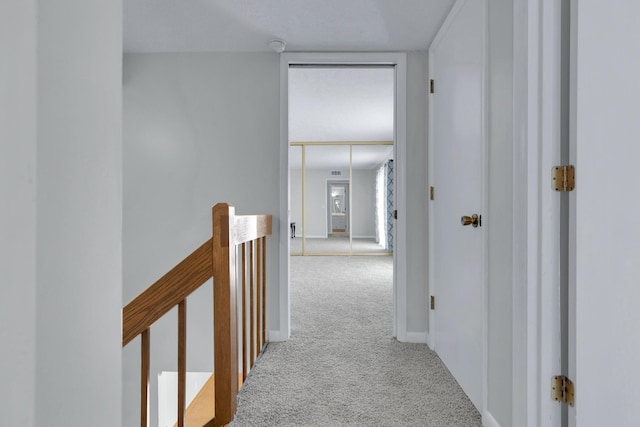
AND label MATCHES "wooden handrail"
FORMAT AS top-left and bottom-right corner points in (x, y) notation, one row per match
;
(122, 238), (213, 346)
(122, 202), (272, 427)
(233, 215), (272, 244)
